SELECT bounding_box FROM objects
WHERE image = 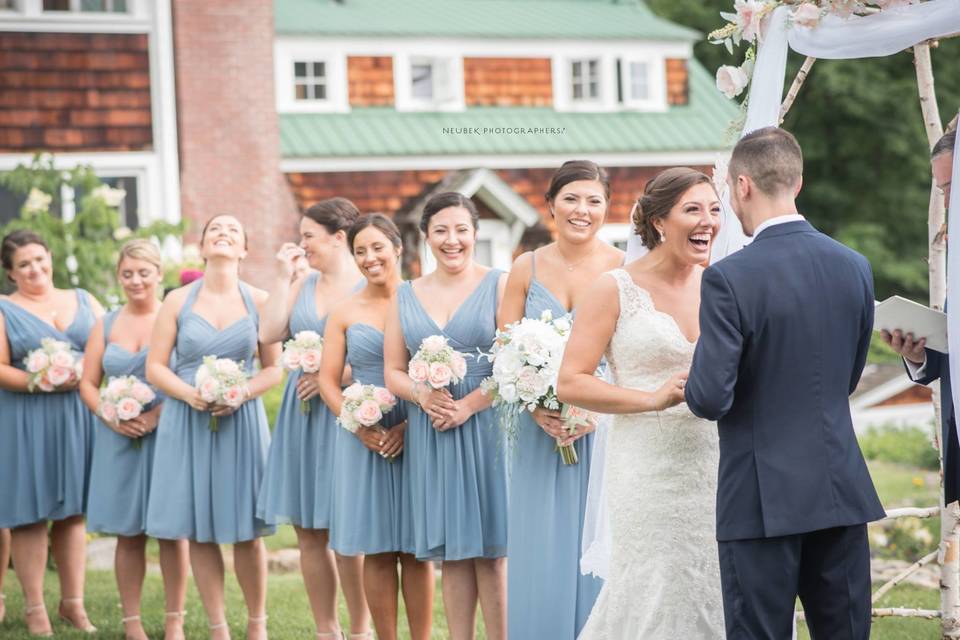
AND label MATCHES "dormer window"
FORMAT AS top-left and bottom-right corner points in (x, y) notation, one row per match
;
(570, 59), (600, 102)
(294, 61), (327, 101)
(395, 54), (464, 112)
(43, 0), (128, 11)
(618, 55), (666, 111)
